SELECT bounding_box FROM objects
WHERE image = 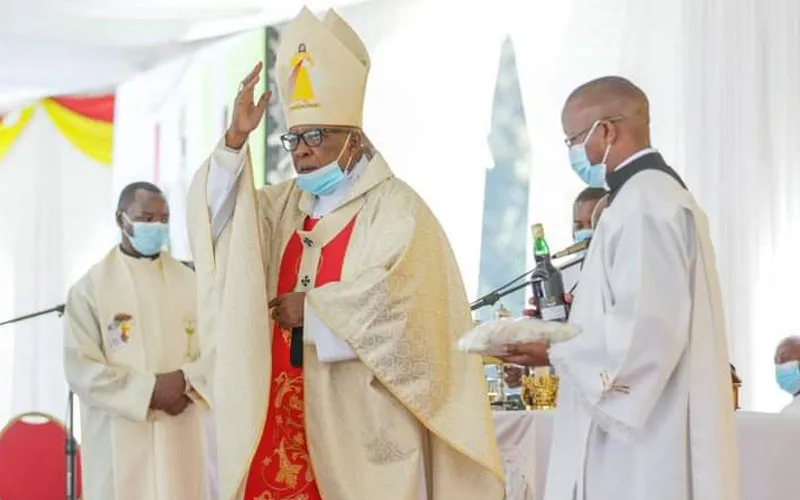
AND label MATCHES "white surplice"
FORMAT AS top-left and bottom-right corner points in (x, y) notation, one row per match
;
(545, 164), (741, 500)
(203, 141), (429, 500)
(781, 396), (800, 414)
(63, 248), (212, 500)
